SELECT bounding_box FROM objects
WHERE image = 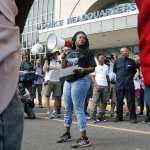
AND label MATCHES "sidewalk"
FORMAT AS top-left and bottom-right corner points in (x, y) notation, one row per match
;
(34, 97), (142, 113)
(33, 98), (143, 120)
